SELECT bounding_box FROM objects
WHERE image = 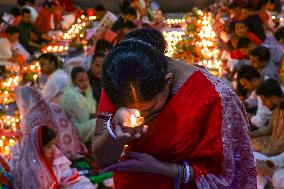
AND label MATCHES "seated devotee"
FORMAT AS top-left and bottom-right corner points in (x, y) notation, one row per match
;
(61, 67), (97, 143)
(0, 155), (12, 189)
(234, 21), (263, 45)
(237, 37), (258, 59)
(15, 86), (84, 160)
(250, 46), (279, 80)
(258, 0), (276, 32)
(111, 6), (137, 32)
(241, 3), (266, 42)
(34, 1), (62, 34)
(92, 39), (256, 188)
(228, 37), (255, 73)
(88, 52), (104, 103)
(23, 0), (38, 22)
(0, 7), (22, 32)
(238, 65), (272, 128)
(18, 8), (51, 54)
(10, 126), (96, 189)
(39, 53), (69, 104)
(251, 79), (284, 156)
(115, 21), (137, 42)
(0, 26), (26, 71)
